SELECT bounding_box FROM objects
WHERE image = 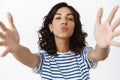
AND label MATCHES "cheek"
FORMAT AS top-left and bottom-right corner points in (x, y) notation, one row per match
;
(69, 27), (75, 35)
(69, 23), (75, 32)
(52, 26), (60, 34)
(69, 22), (75, 31)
